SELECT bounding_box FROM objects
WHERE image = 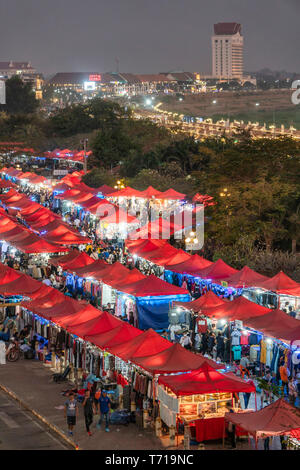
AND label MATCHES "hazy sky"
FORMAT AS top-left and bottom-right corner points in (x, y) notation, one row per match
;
(1, 0), (299, 76)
